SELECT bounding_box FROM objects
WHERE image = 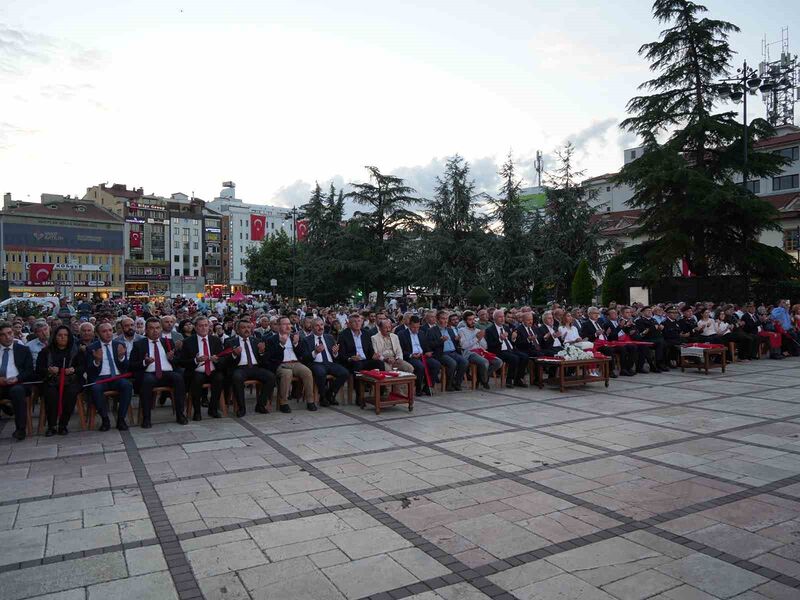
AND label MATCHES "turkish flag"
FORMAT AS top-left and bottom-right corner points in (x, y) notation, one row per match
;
(681, 258), (693, 277)
(29, 263), (54, 283)
(251, 215), (266, 241)
(130, 231), (142, 248)
(296, 219), (309, 242)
